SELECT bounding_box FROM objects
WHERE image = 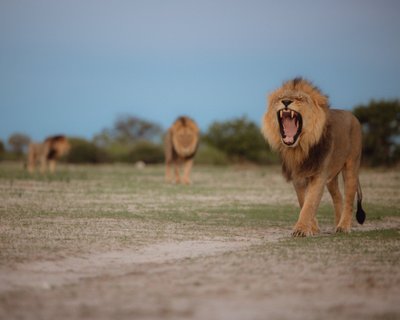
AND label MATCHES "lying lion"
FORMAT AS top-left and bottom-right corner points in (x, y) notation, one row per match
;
(27, 135), (70, 173)
(164, 116), (199, 184)
(262, 78), (366, 236)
